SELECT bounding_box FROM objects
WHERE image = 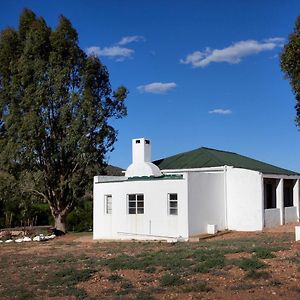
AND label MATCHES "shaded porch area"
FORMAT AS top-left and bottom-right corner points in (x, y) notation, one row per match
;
(264, 177), (299, 227)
